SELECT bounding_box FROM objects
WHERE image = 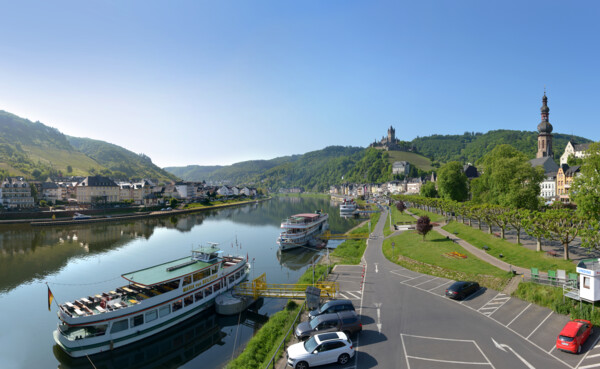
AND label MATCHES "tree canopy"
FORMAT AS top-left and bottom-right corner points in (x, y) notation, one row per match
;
(572, 142), (600, 221)
(437, 161), (468, 202)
